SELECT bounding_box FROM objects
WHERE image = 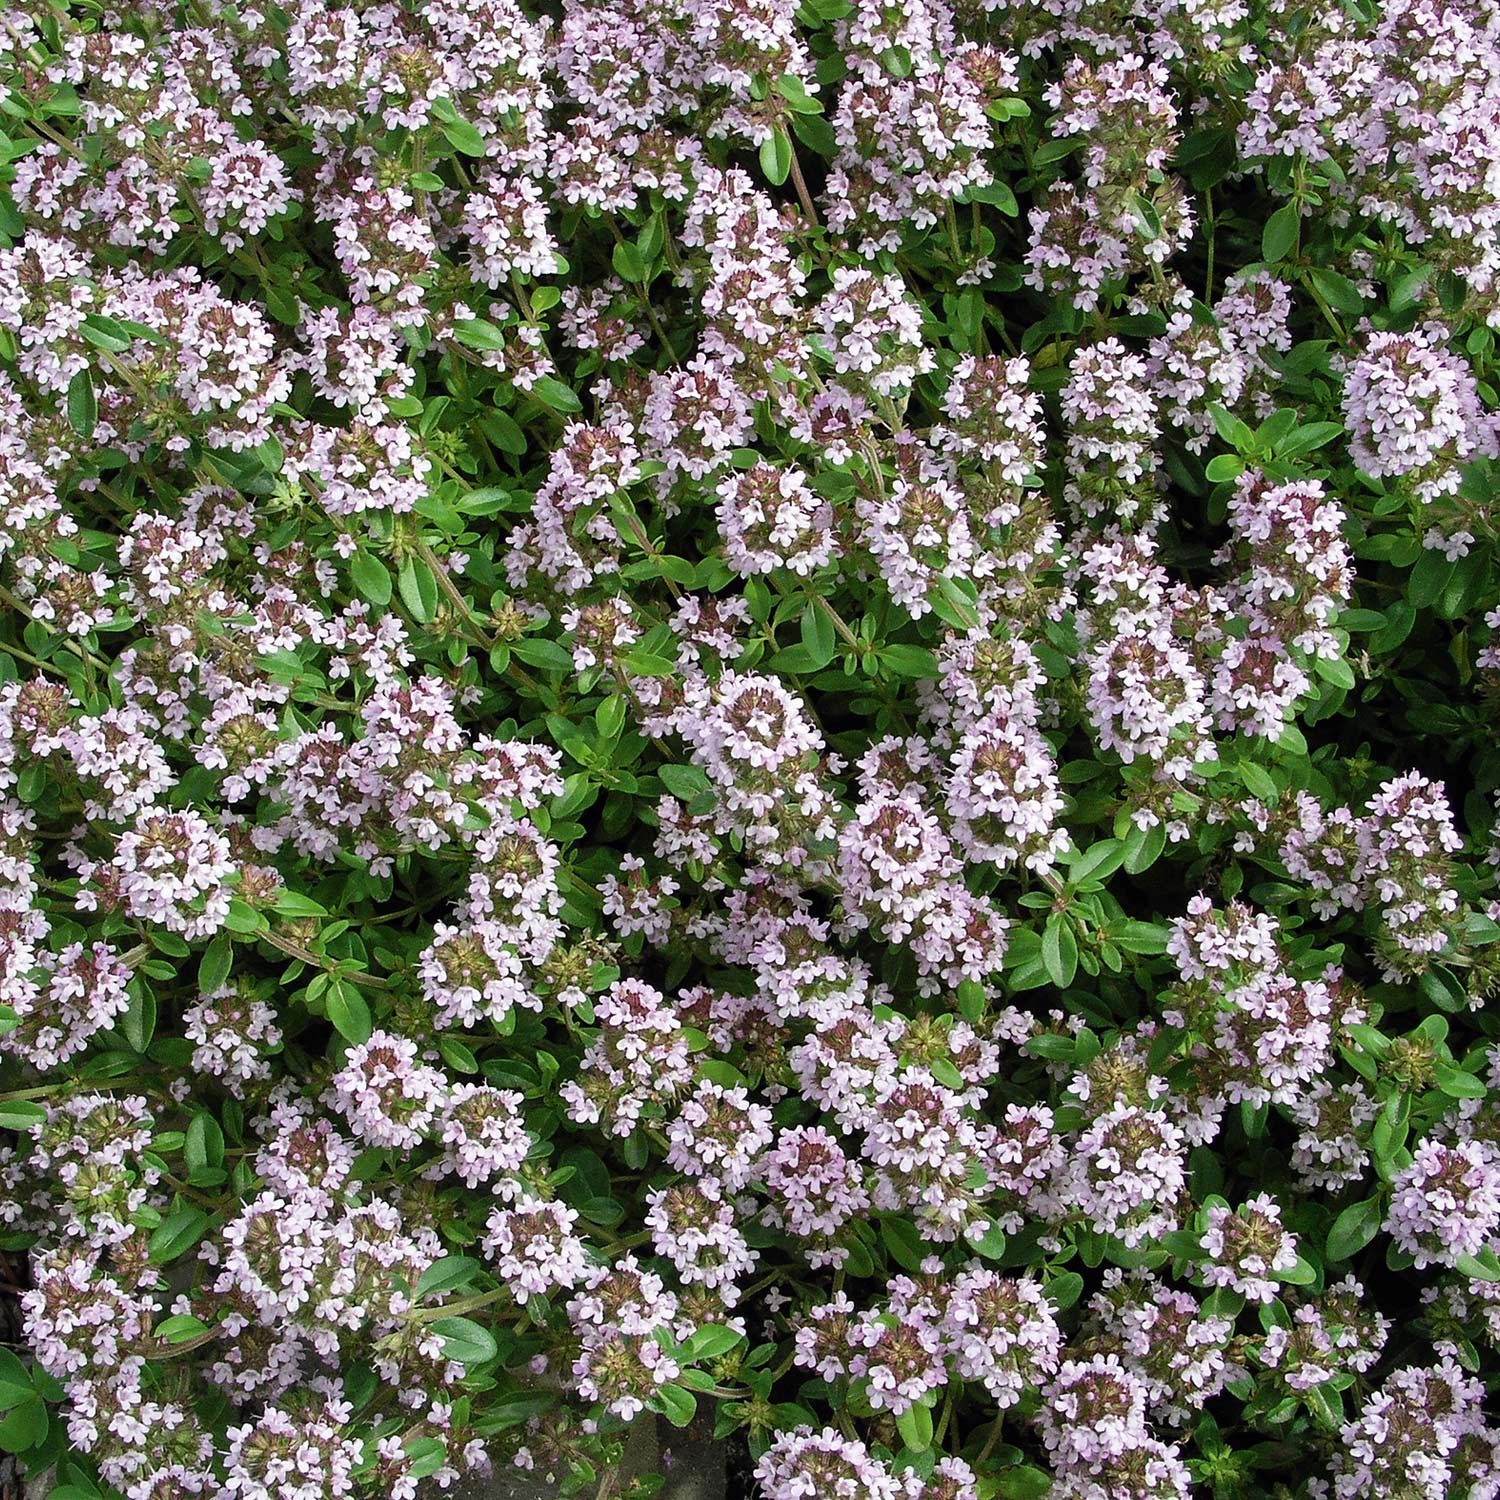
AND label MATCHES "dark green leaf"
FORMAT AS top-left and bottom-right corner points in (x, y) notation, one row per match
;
(197, 934), (232, 995)
(1042, 918), (1078, 989)
(149, 1207), (210, 1264)
(326, 979), (372, 1045)
(66, 367), (97, 440)
(759, 128), (793, 186)
(655, 1384), (698, 1428)
(398, 555), (439, 624)
(432, 1316), (499, 1366)
(995, 1465), (1054, 1499)
(416, 1256), (482, 1299)
(659, 763), (711, 801)
(1261, 203), (1299, 263)
(1326, 1196), (1383, 1262)
(531, 377), (584, 414)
